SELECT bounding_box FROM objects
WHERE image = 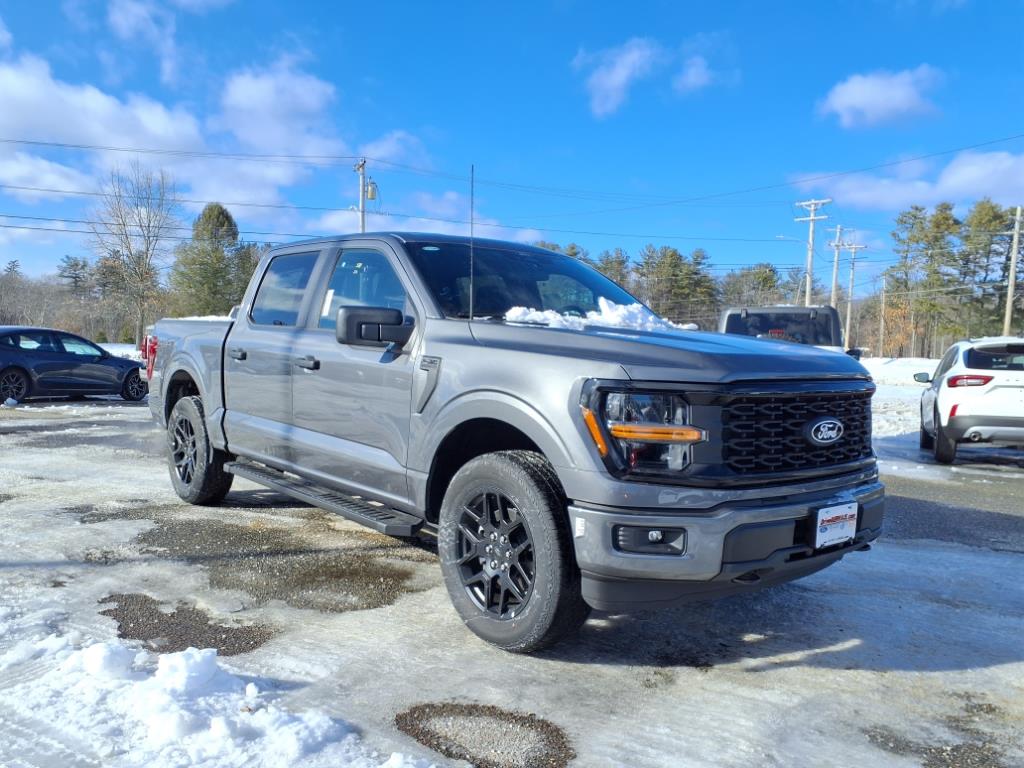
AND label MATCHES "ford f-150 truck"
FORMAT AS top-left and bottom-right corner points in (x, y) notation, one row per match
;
(149, 233), (884, 652)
